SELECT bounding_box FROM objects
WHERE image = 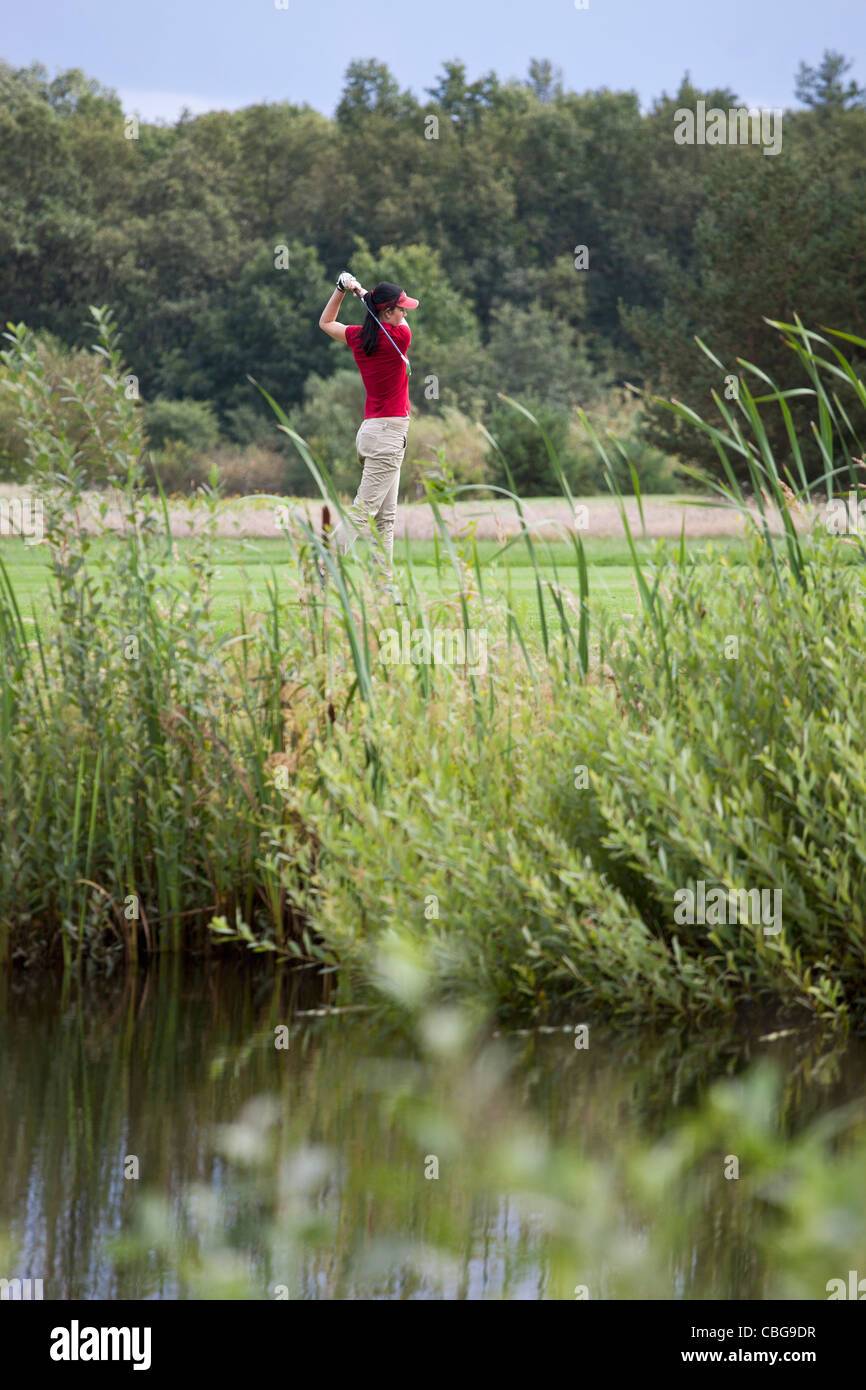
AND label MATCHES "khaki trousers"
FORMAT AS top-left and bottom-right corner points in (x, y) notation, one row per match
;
(333, 415), (408, 574)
